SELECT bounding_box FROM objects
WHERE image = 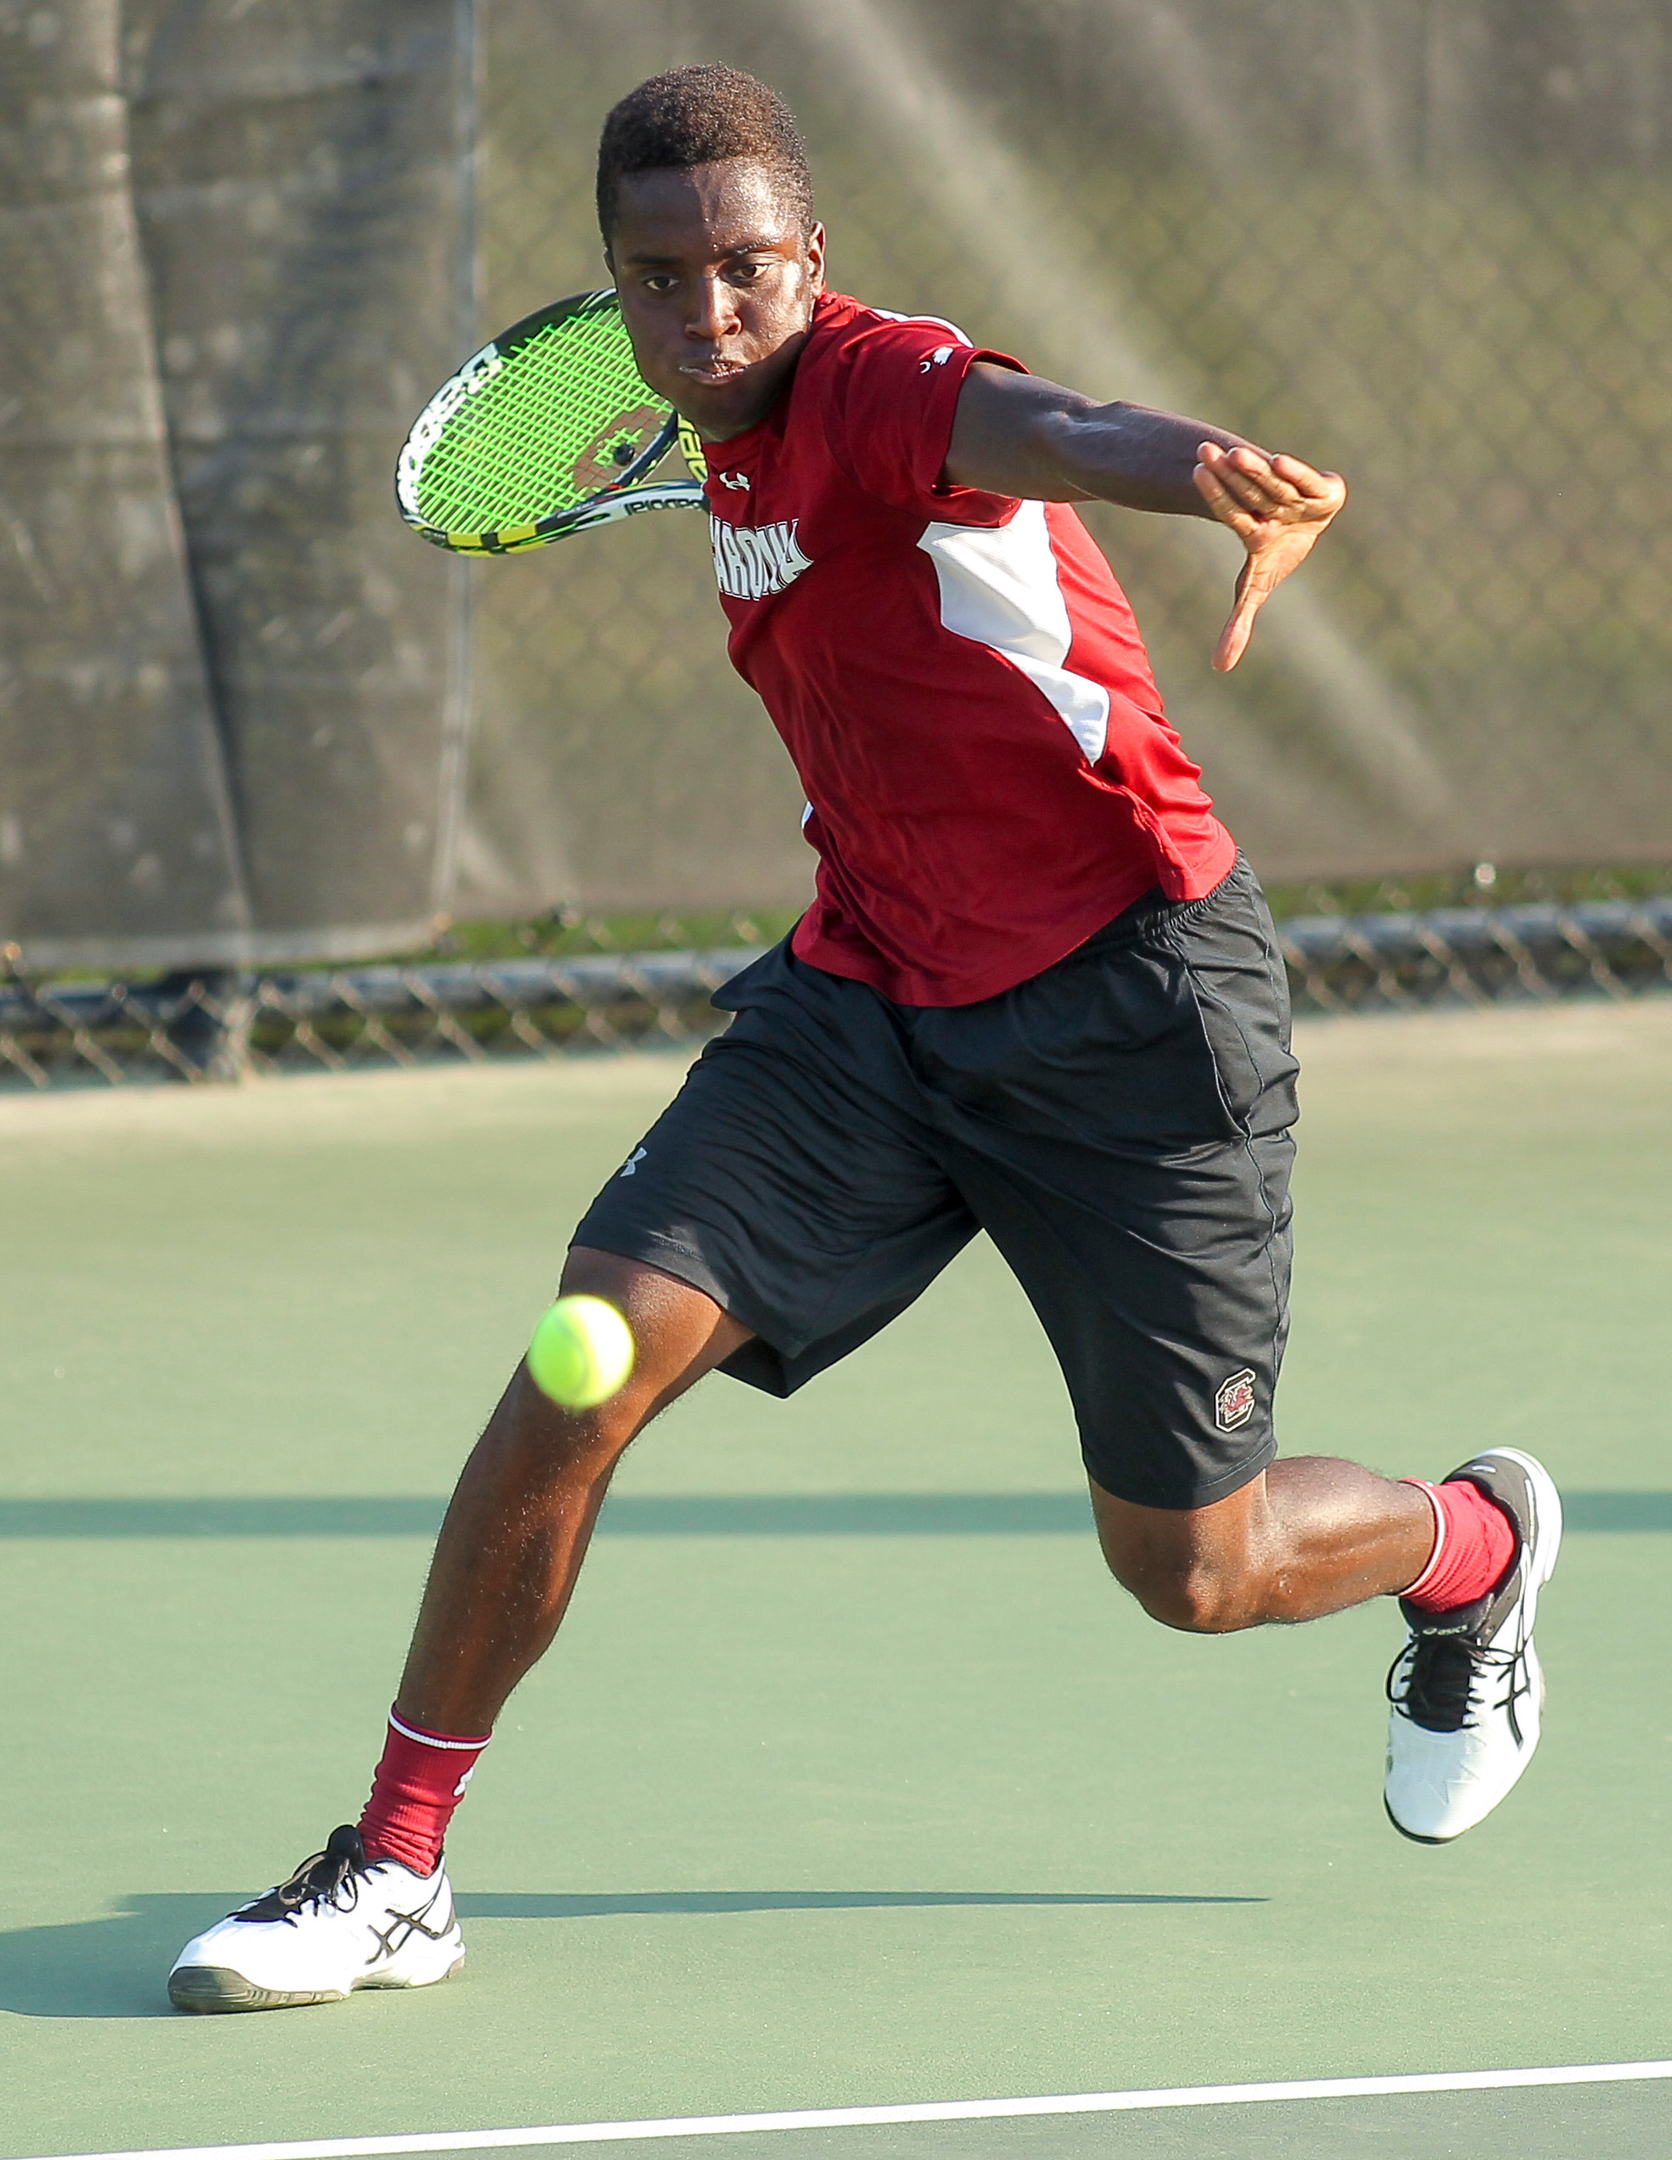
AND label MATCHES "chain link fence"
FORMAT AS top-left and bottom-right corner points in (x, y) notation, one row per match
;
(7, 884), (1671, 1088)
